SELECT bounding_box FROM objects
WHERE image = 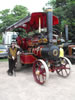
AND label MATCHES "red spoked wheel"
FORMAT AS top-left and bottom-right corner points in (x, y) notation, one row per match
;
(33, 59), (49, 85)
(56, 57), (72, 78)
